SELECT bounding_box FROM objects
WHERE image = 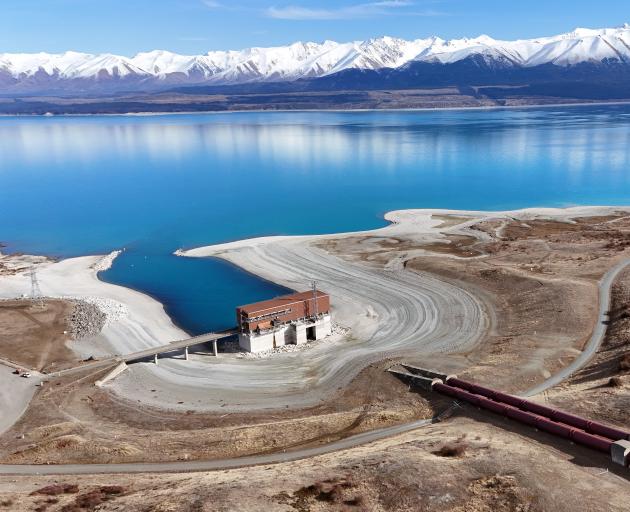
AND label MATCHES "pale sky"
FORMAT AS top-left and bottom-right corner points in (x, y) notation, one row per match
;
(1, 0), (628, 54)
